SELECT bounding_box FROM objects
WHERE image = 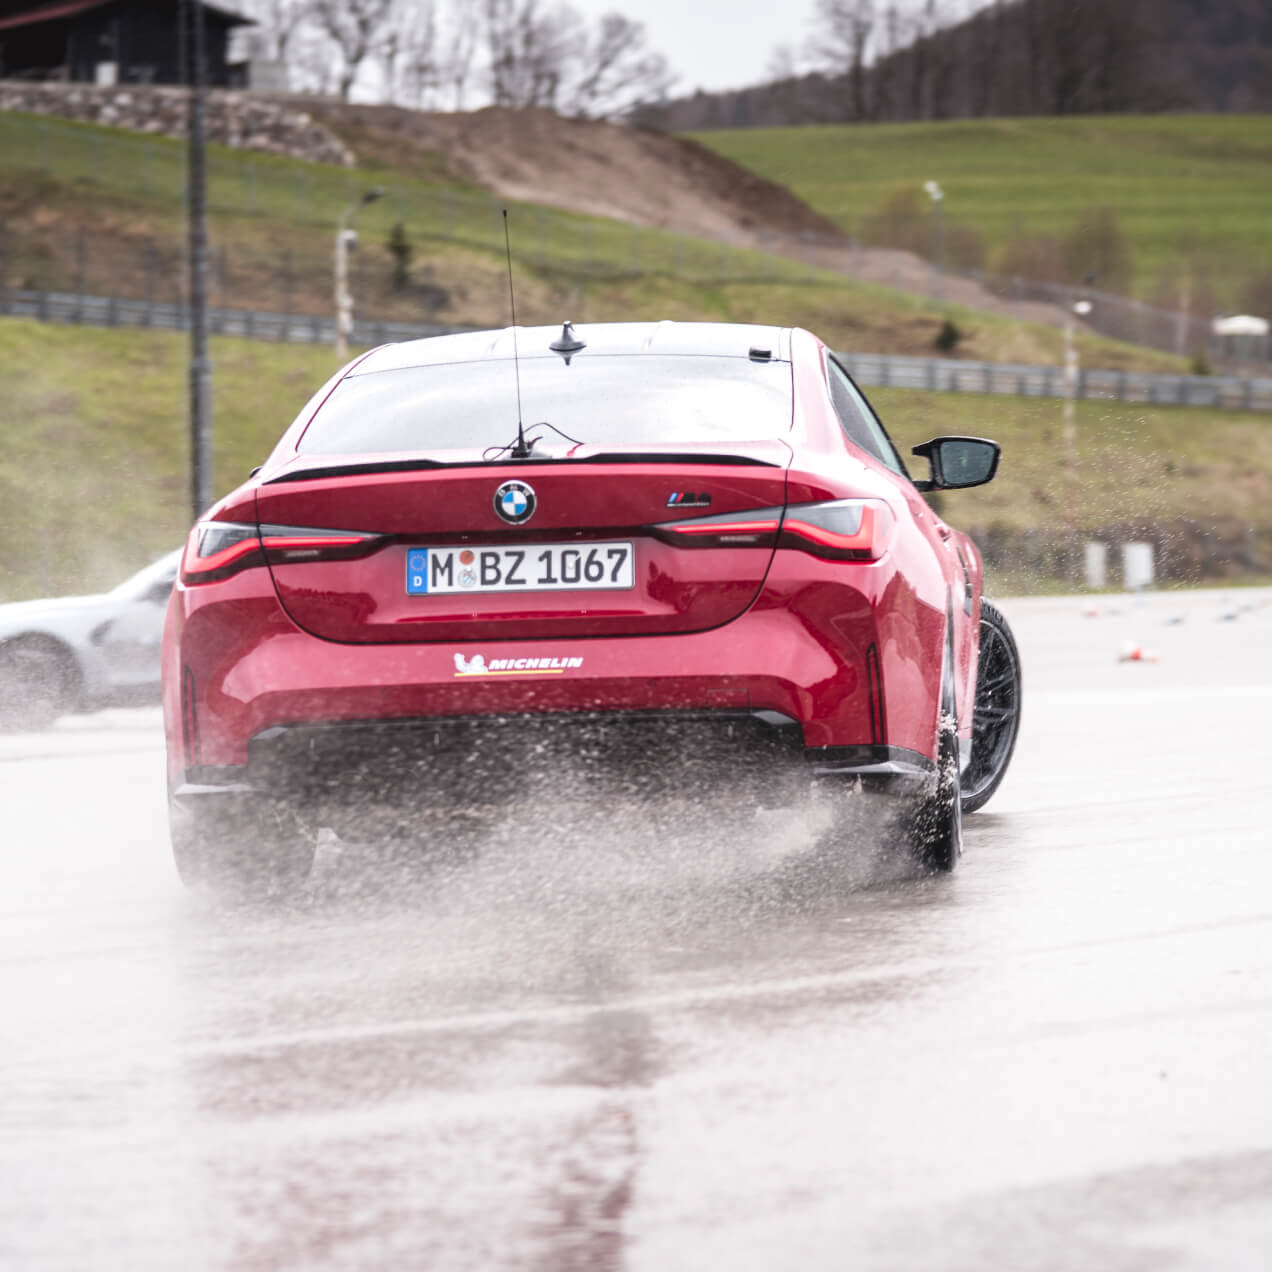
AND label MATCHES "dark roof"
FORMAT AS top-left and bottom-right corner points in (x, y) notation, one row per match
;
(0, 0), (251, 31)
